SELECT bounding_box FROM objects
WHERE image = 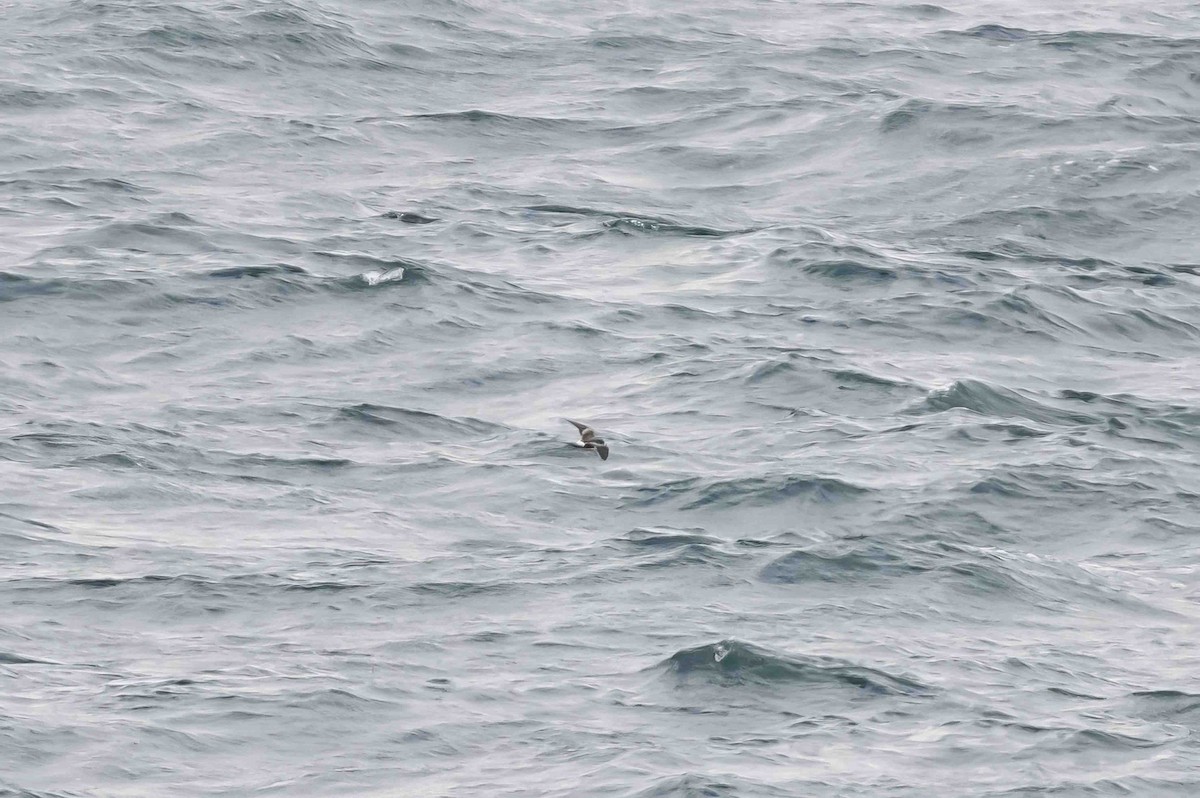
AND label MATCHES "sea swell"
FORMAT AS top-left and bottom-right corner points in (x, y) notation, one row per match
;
(3, 0), (1200, 795)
